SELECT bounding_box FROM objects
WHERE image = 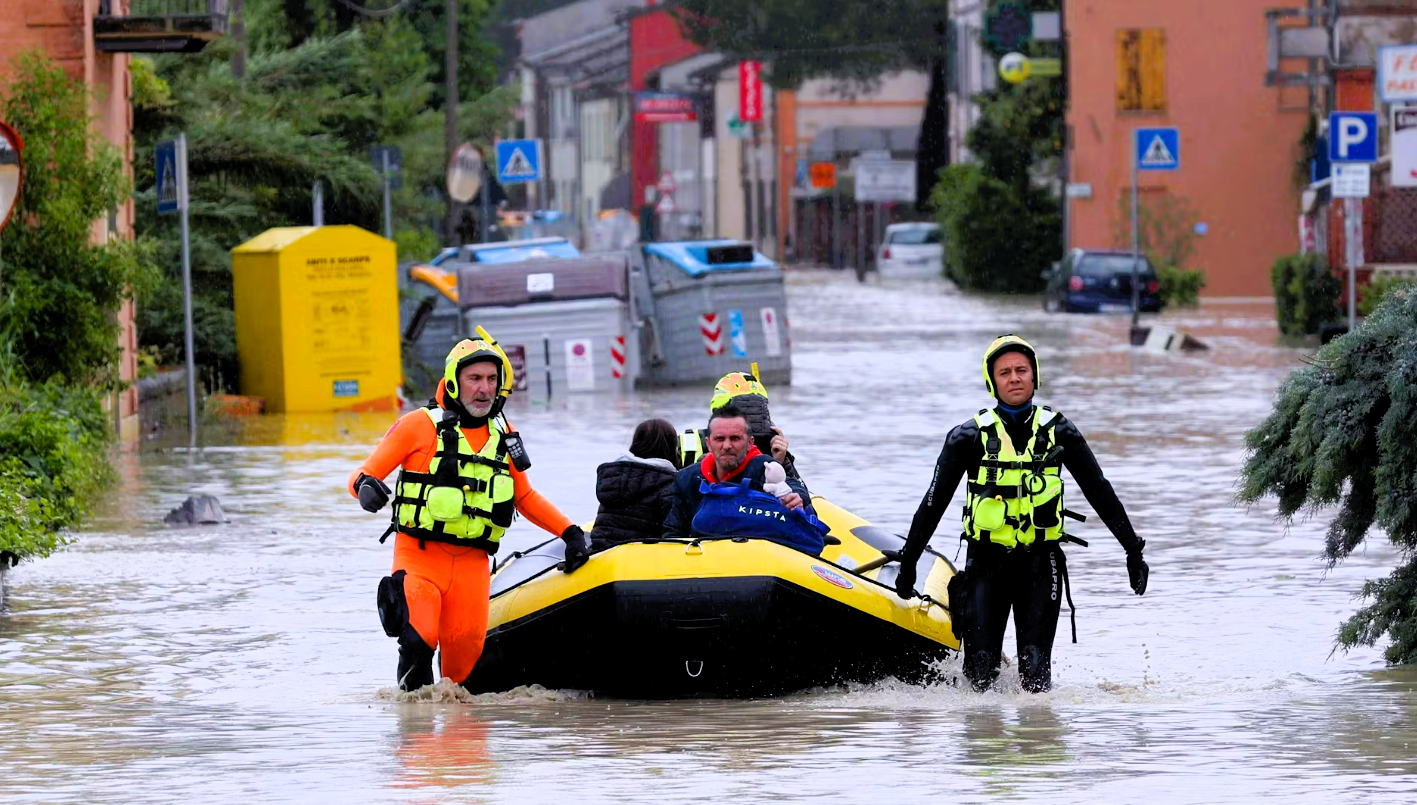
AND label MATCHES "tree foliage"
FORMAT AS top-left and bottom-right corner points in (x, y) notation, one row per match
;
(133, 9), (515, 388)
(0, 52), (132, 563)
(1238, 287), (1417, 663)
(0, 51), (158, 387)
(931, 163), (1058, 293)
